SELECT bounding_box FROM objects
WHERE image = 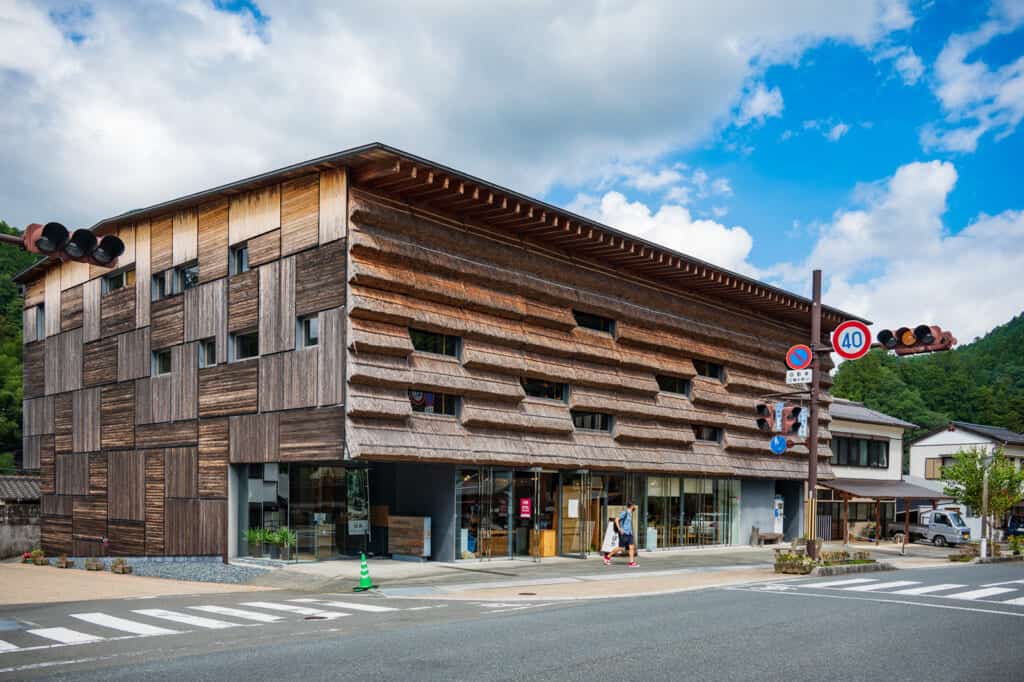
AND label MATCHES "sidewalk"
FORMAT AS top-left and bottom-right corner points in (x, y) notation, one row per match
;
(0, 563), (273, 606)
